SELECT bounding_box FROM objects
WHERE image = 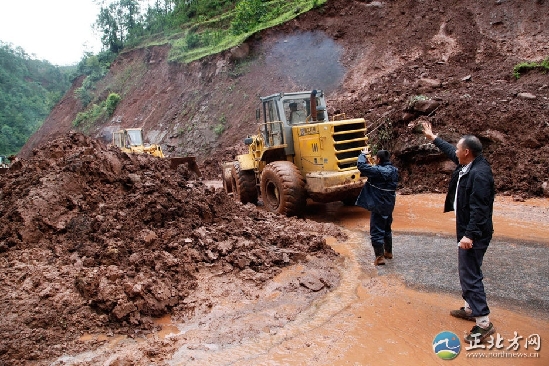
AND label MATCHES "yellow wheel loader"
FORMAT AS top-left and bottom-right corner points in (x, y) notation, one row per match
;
(112, 128), (201, 177)
(222, 90), (370, 216)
